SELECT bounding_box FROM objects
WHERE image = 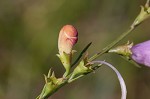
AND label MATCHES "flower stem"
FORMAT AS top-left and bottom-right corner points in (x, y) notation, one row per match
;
(89, 27), (134, 61)
(89, 0), (150, 61)
(68, 75), (84, 83)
